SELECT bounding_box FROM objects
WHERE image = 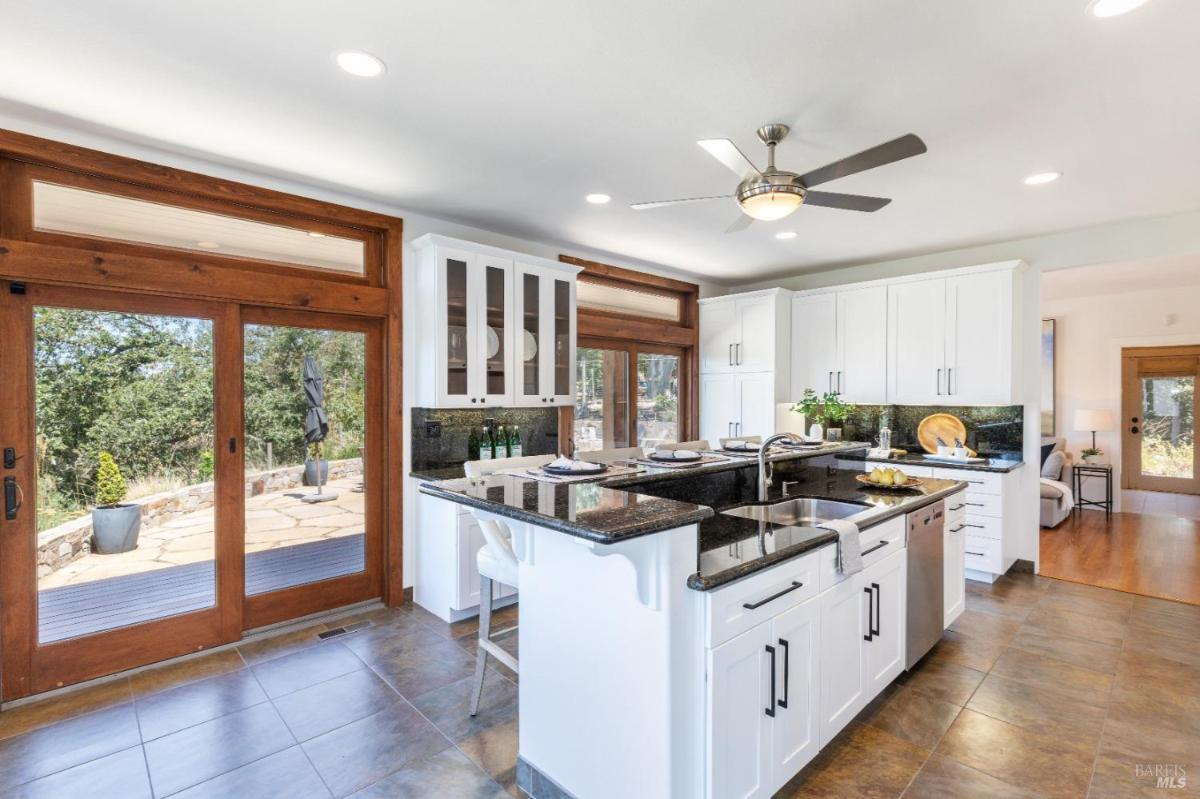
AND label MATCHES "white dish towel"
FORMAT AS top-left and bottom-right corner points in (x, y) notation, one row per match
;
(820, 518), (862, 576)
